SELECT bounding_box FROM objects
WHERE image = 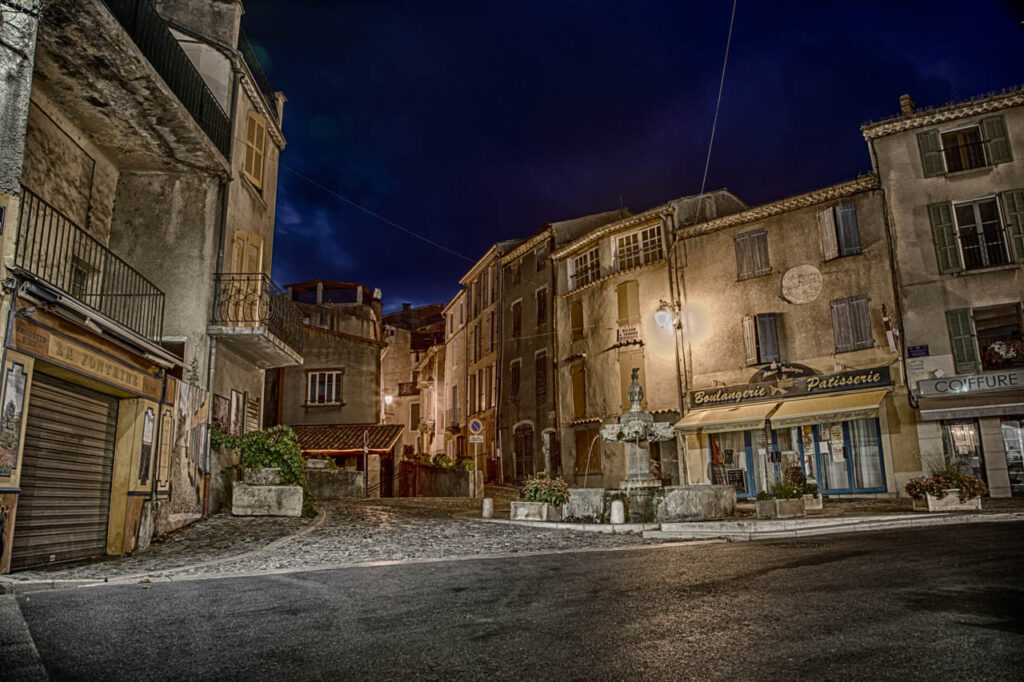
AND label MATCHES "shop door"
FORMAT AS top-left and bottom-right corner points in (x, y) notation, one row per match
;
(514, 425), (535, 481)
(942, 419), (986, 481)
(810, 419), (885, 494)
(709, 431), (756, 498)
(11, 373), (118, 570)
